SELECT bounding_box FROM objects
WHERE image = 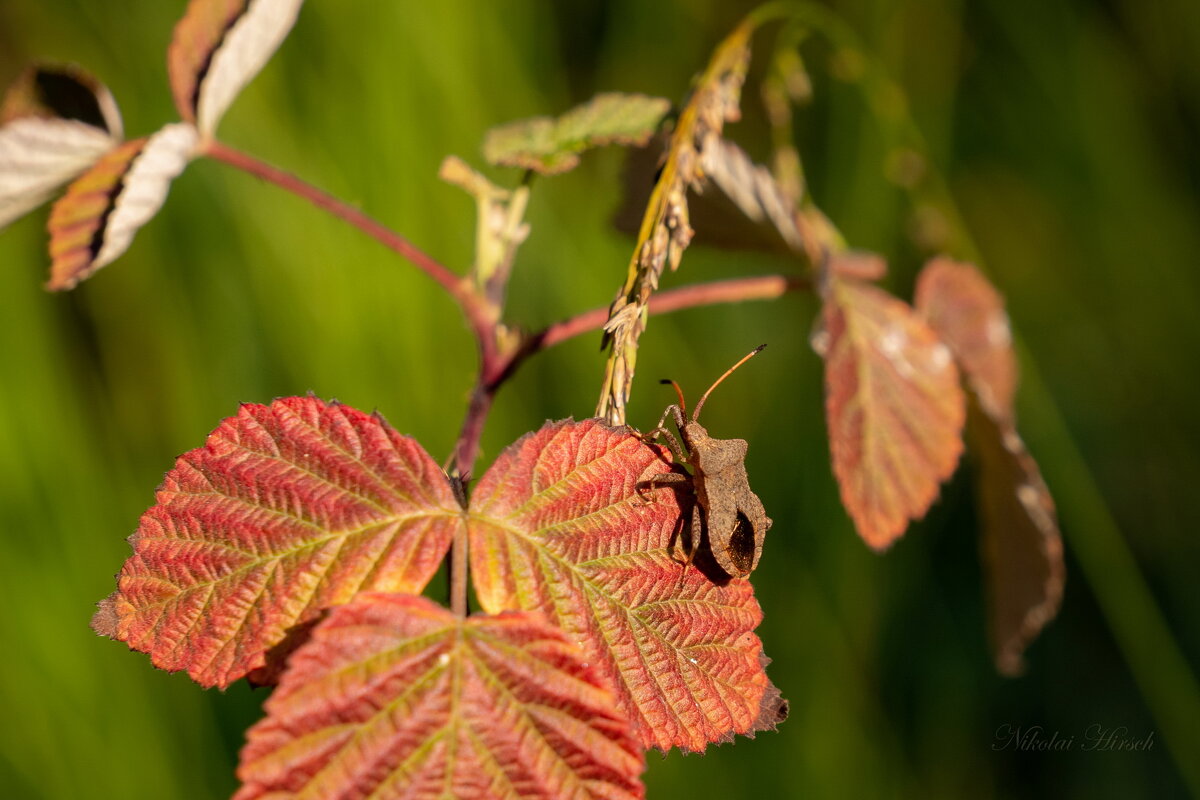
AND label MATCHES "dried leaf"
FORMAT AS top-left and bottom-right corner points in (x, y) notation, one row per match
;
(168, 0), (304, 136)
(597, 18), (756, 424)
(235, 593), (645, 800)
(92, 396), (462, 688)
(47, 122), (197, 290)
(0, 65), (122, 230)
(467, 418), (777, 752)
(819, 275), (965, 549)
(915, 258), (1063, 674)
(968, 404), (1064, 675)
(484, 92), (670, 175)
(696, 138), (805, 254)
